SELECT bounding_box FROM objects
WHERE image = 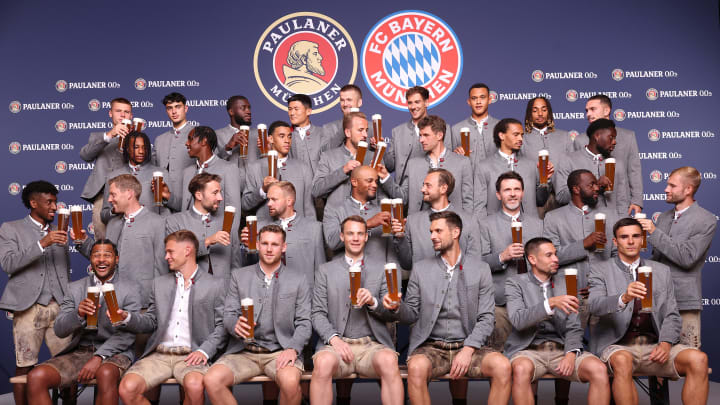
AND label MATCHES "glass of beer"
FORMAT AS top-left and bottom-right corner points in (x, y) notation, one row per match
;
(604, 158), (616, 192)
(257, 124), (268, 156)
(392, 198), (404, 234)
(120, 119), (133, 151)
(355, 141), (368, 163)
(132, 117), (146, 132)
(538, 149), (550, 185)
(349, 265), (362, 308)
(638, 266), (653, 312)
(86, 286), (101, 330)
(239, 125), (250, 159)
(371, 141), (387, 169)
(385, 263), (399, 304)
(246, 216), (258, 253)
(381, 198), (393, 236)
(564, 268), (578, 297)
(241, 298), (255, 342)
(511, 221), (523, 244)
(594, 213), (606, 252)
(71, 205), (83, 243)
(267, 150), (279, 179)
(102, 283), (122, 325)
(223, 206), (235, 233)
(152, 172), (164, 206)
(372, 114), (382, 144)
(635, 213), (647, 251)
(460, 127), (471, 157)
(56, 207), (70, 232)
